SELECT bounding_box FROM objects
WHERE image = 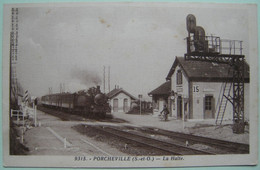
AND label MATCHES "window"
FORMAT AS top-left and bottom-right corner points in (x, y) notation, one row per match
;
(205, 96), (213, 110)
(177, 70), (183, 85)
